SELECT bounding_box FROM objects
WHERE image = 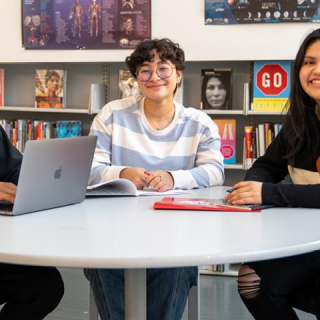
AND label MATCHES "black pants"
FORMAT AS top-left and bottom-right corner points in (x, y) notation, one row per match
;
(241, 250), (320, 320)
(0, 263), (64, 320)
